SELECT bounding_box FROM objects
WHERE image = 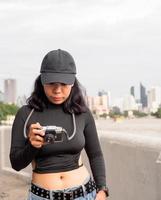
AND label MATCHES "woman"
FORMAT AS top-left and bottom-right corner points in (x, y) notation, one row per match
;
(10, 49), (109, 200)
